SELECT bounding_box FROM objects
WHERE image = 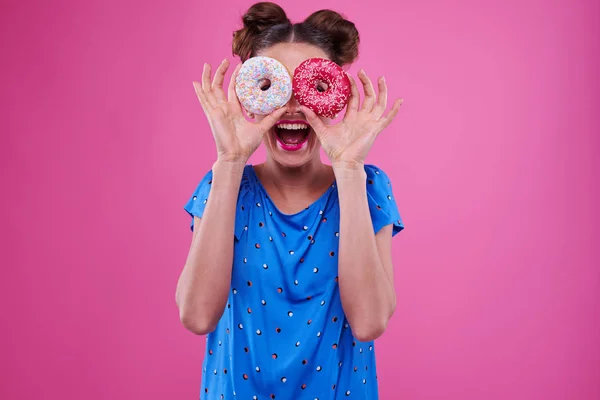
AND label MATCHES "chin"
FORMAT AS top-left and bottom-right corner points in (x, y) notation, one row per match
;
(265, 121), (319, 168)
